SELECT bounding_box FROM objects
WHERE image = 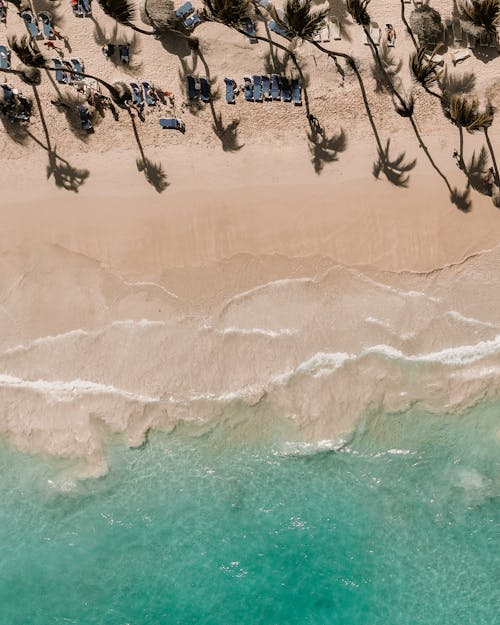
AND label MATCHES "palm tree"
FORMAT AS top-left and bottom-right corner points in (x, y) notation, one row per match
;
(465, 101), (499, 186)
(459, 0), (500, 36)
(269, 0), (328, 39)
(409, 46), (443, 99)
(96, 0), (156, 34)
(7, 35), (127, 104)
(400, 0), (418, 49)
(202, 0), (252, 26)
